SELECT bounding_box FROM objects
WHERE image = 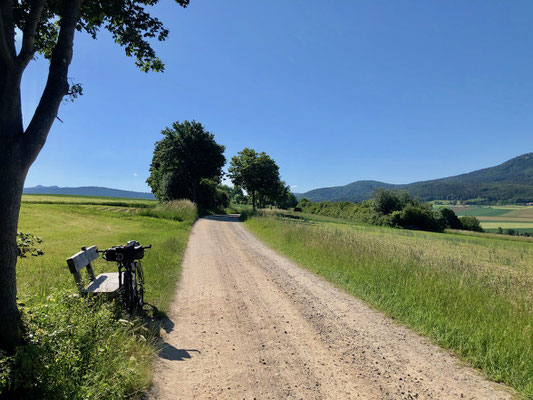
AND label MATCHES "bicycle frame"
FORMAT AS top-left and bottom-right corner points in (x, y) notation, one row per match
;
(99, 241), (150, 313)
